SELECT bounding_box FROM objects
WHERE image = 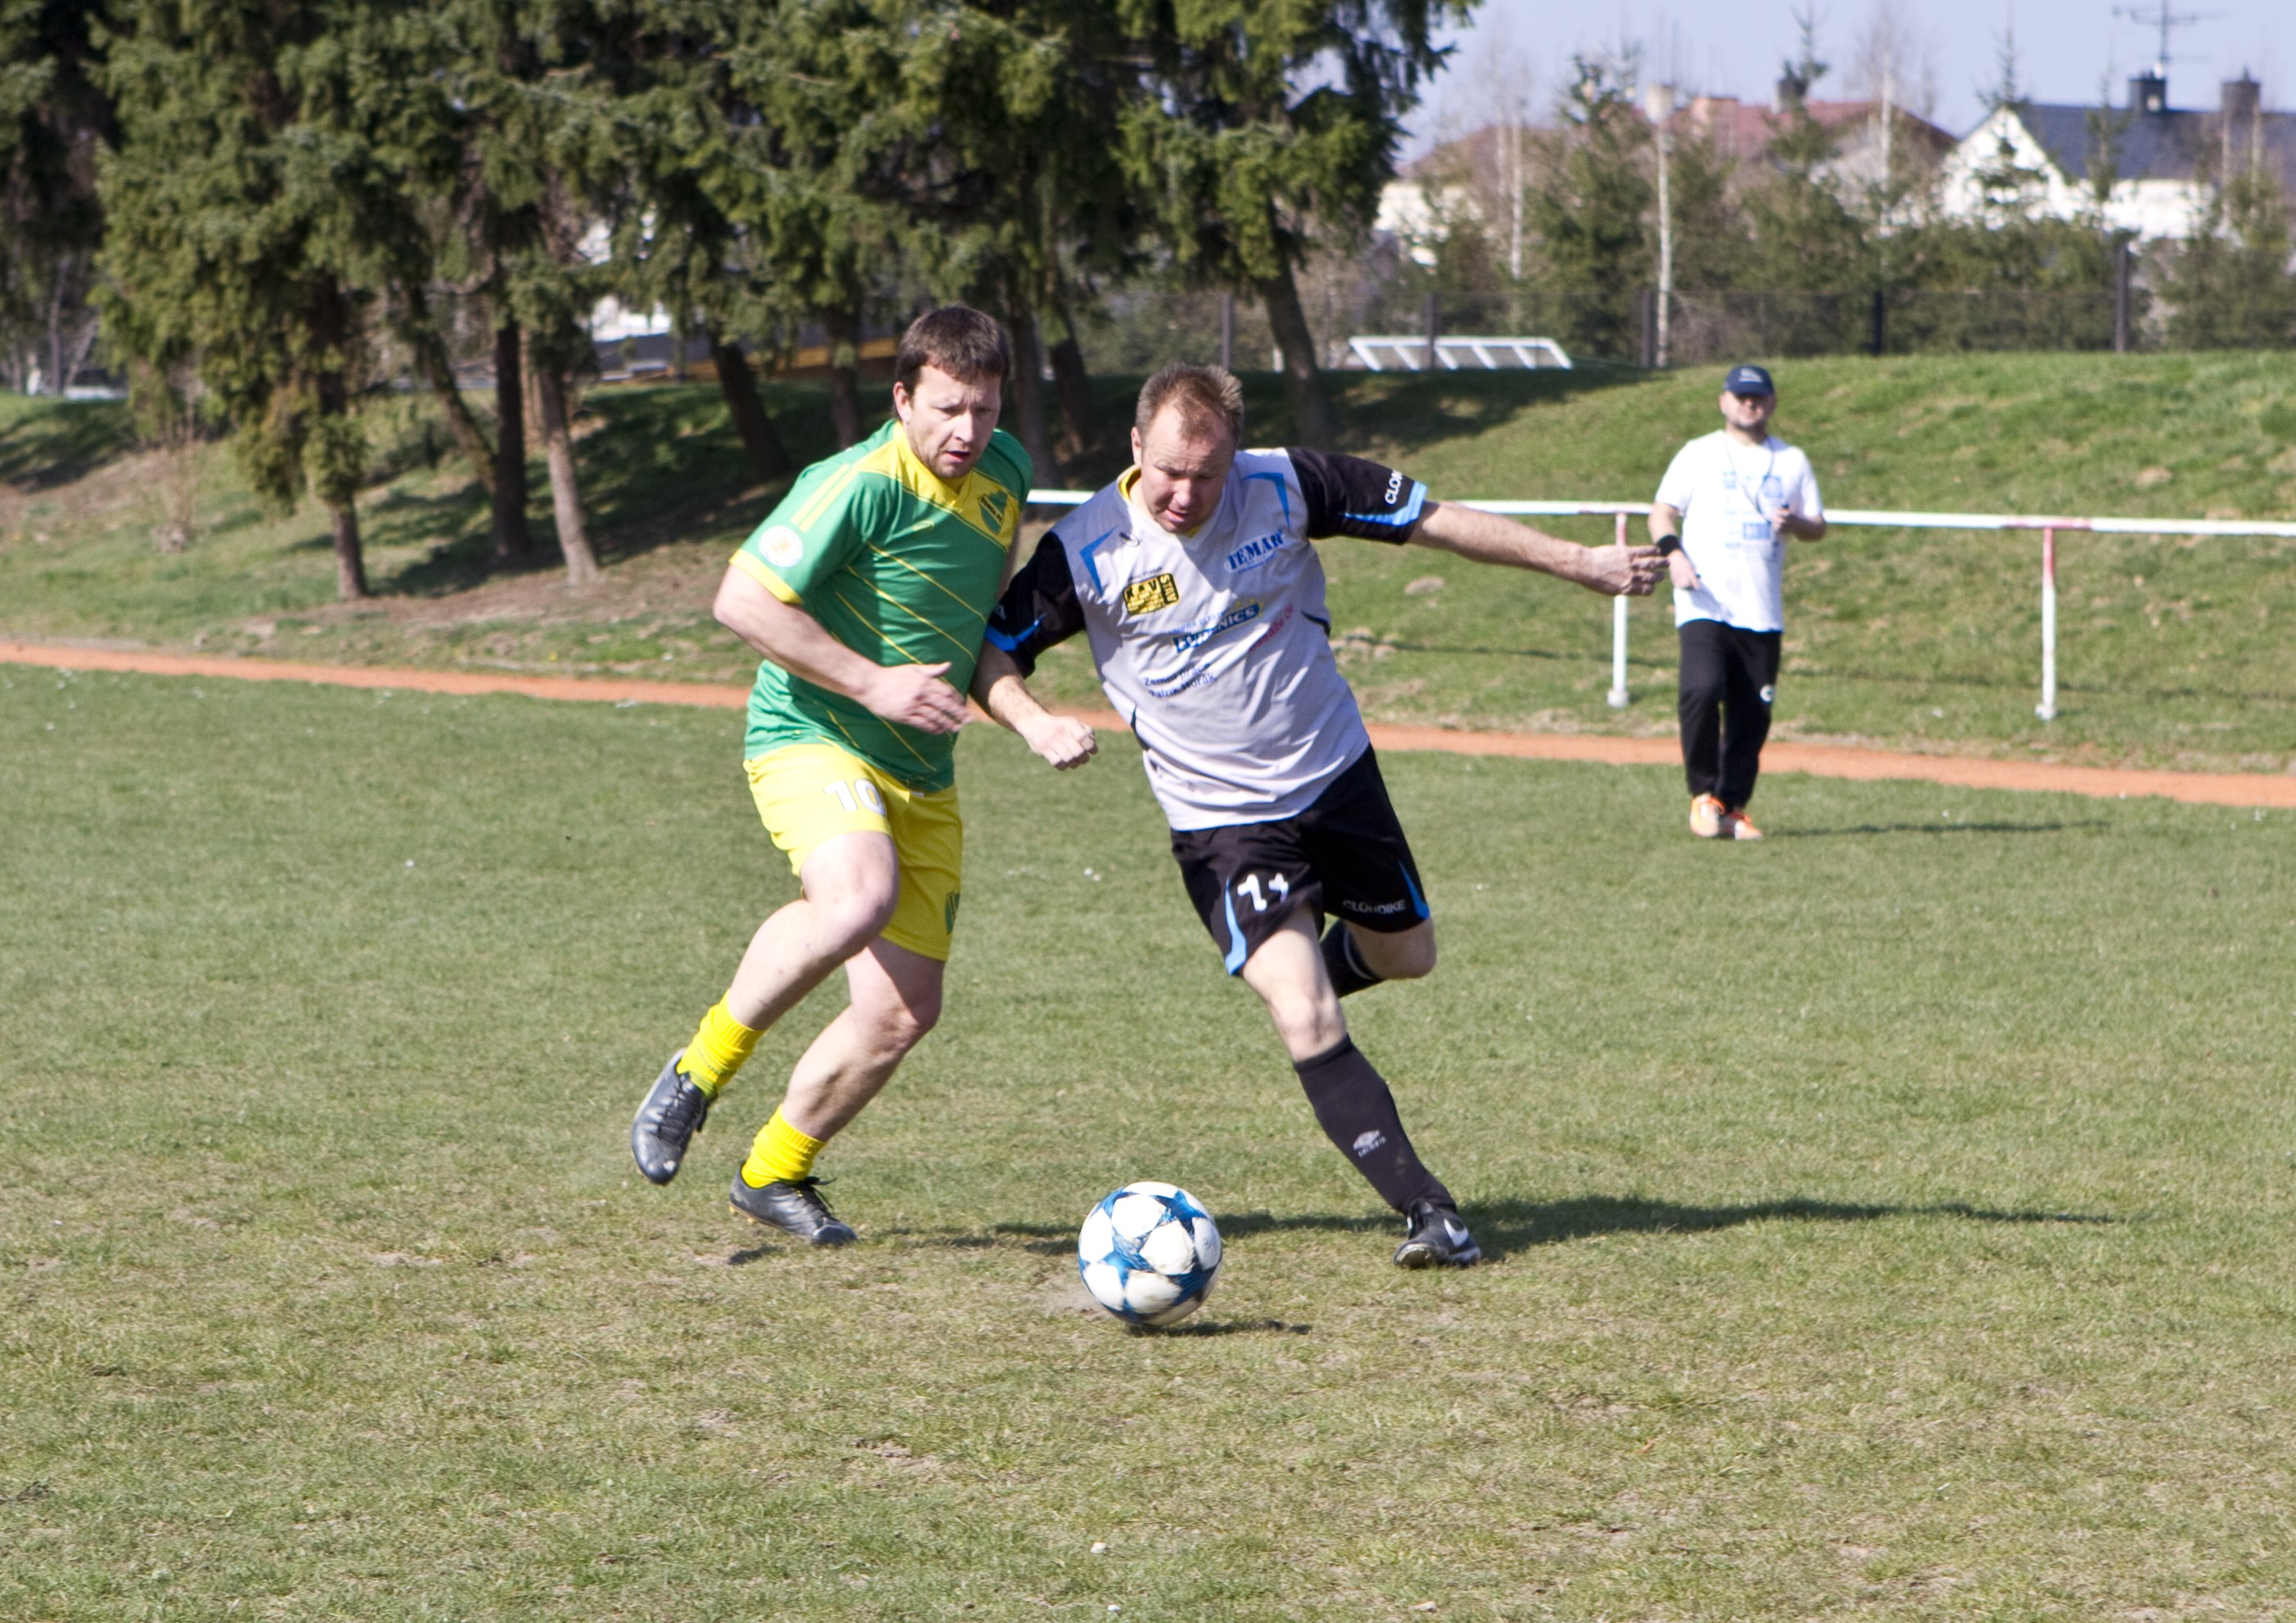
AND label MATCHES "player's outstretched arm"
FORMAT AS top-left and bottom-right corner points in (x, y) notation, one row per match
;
(1412, 501), (1663, 597)
(713, 564), (968, 735)
(969, 645), (1098, 771)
